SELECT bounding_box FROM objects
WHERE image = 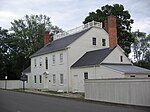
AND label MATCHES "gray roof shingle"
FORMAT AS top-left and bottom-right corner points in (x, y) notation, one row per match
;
(103, 64), (150, 74)
(22, 66), (31, 73)
(30, 28), (91, 57)
(71, 48), (114, 67)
